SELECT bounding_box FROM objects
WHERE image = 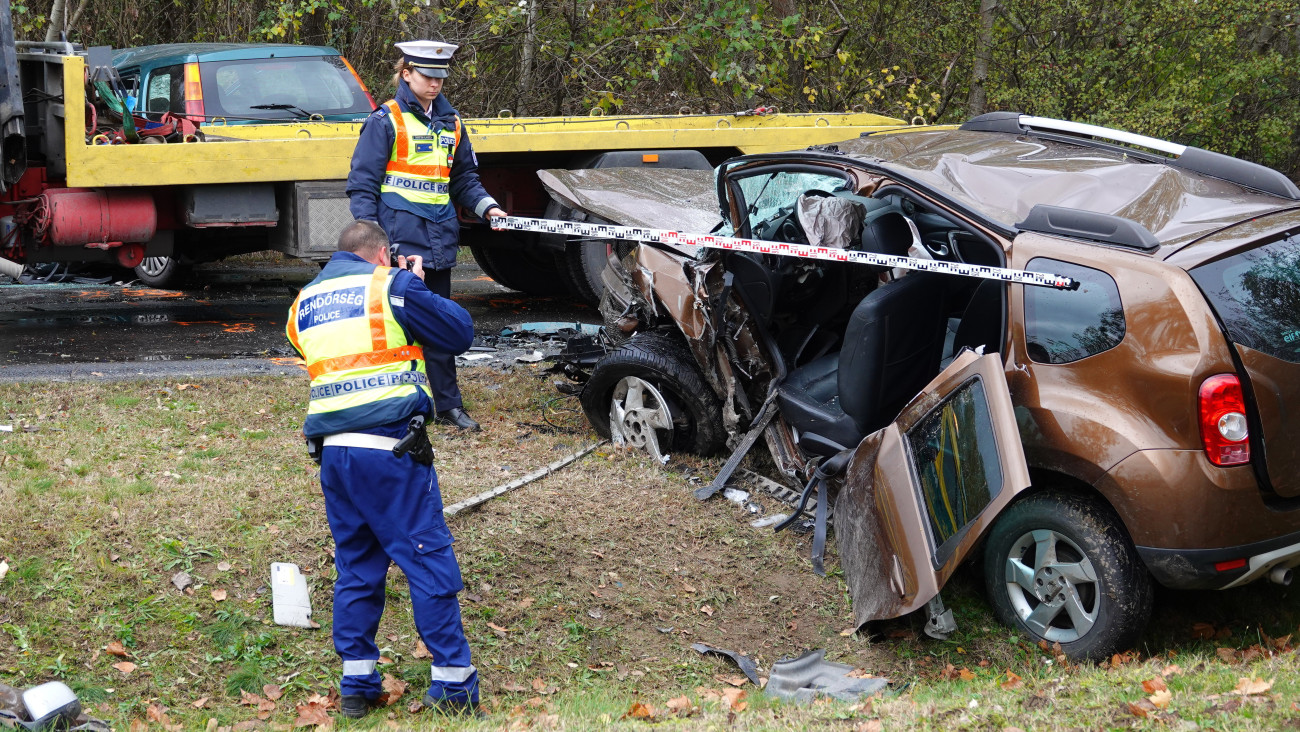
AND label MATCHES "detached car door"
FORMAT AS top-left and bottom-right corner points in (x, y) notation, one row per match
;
(836, 350), (1031, 628)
